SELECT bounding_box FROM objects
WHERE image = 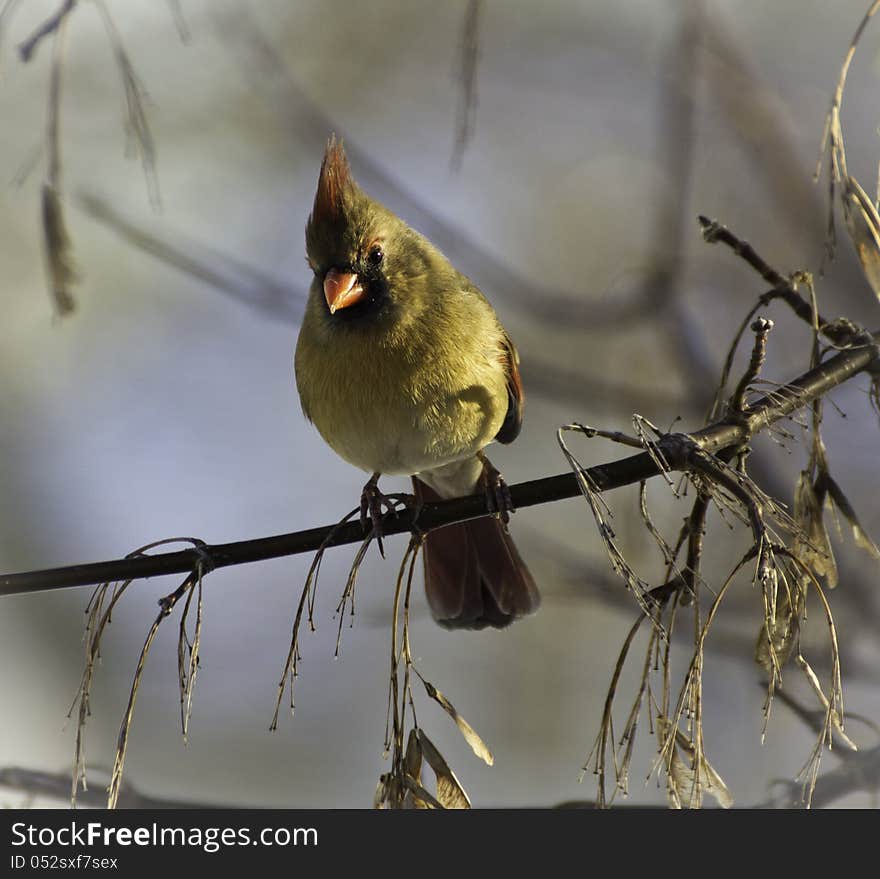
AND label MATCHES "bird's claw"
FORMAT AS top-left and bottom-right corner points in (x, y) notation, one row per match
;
(478, 455), (515, 527)
(360, 476), (420, 557)
(361, 477), (390, 557)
